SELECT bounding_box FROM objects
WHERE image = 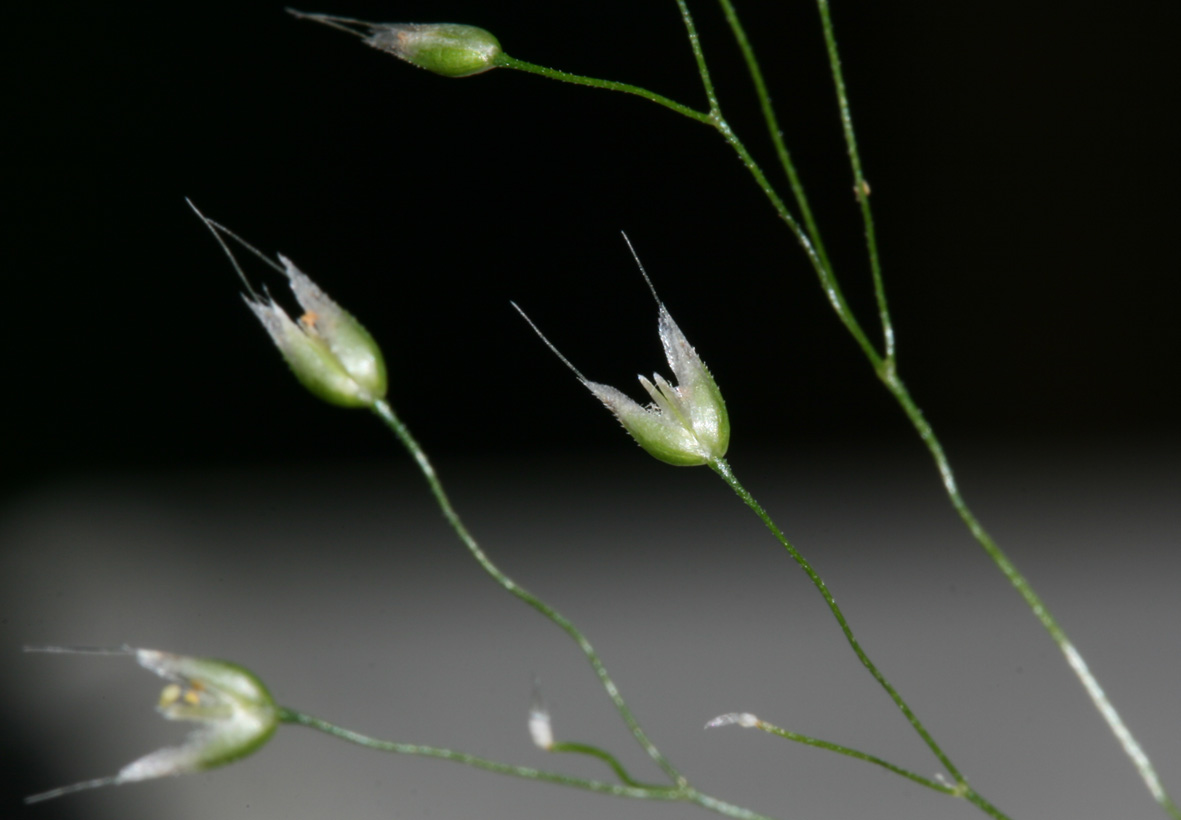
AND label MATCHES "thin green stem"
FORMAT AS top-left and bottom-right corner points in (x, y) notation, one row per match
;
(714, 0), (835, 281)
(551, 742), (666, 790)
(369, 399), (685, 788)
(280, 709), (782, 820)
(673, 0), (721, 117)
(727, 715), (958, 797)
(724, 2), (1176, 811)
(304, 4), (1178, 814)
(494, 55), (713, 126)
(881, 374), (1181, 819)
(813, 0), (894, 362)
(719, 714), (1002, 819)
(709, 117), (884, 367)
(673, 1), (875, 362)
(707, 457), (966, 787)
(279, 707), (674, 799)
(501, 32), (884, 370)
